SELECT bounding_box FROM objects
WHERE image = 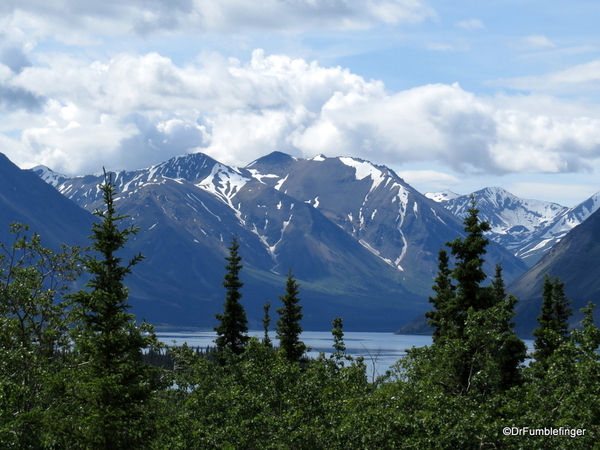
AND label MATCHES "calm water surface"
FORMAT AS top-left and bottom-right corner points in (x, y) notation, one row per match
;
(157, 330), (534, 379)
(159, 330), (423, 378)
